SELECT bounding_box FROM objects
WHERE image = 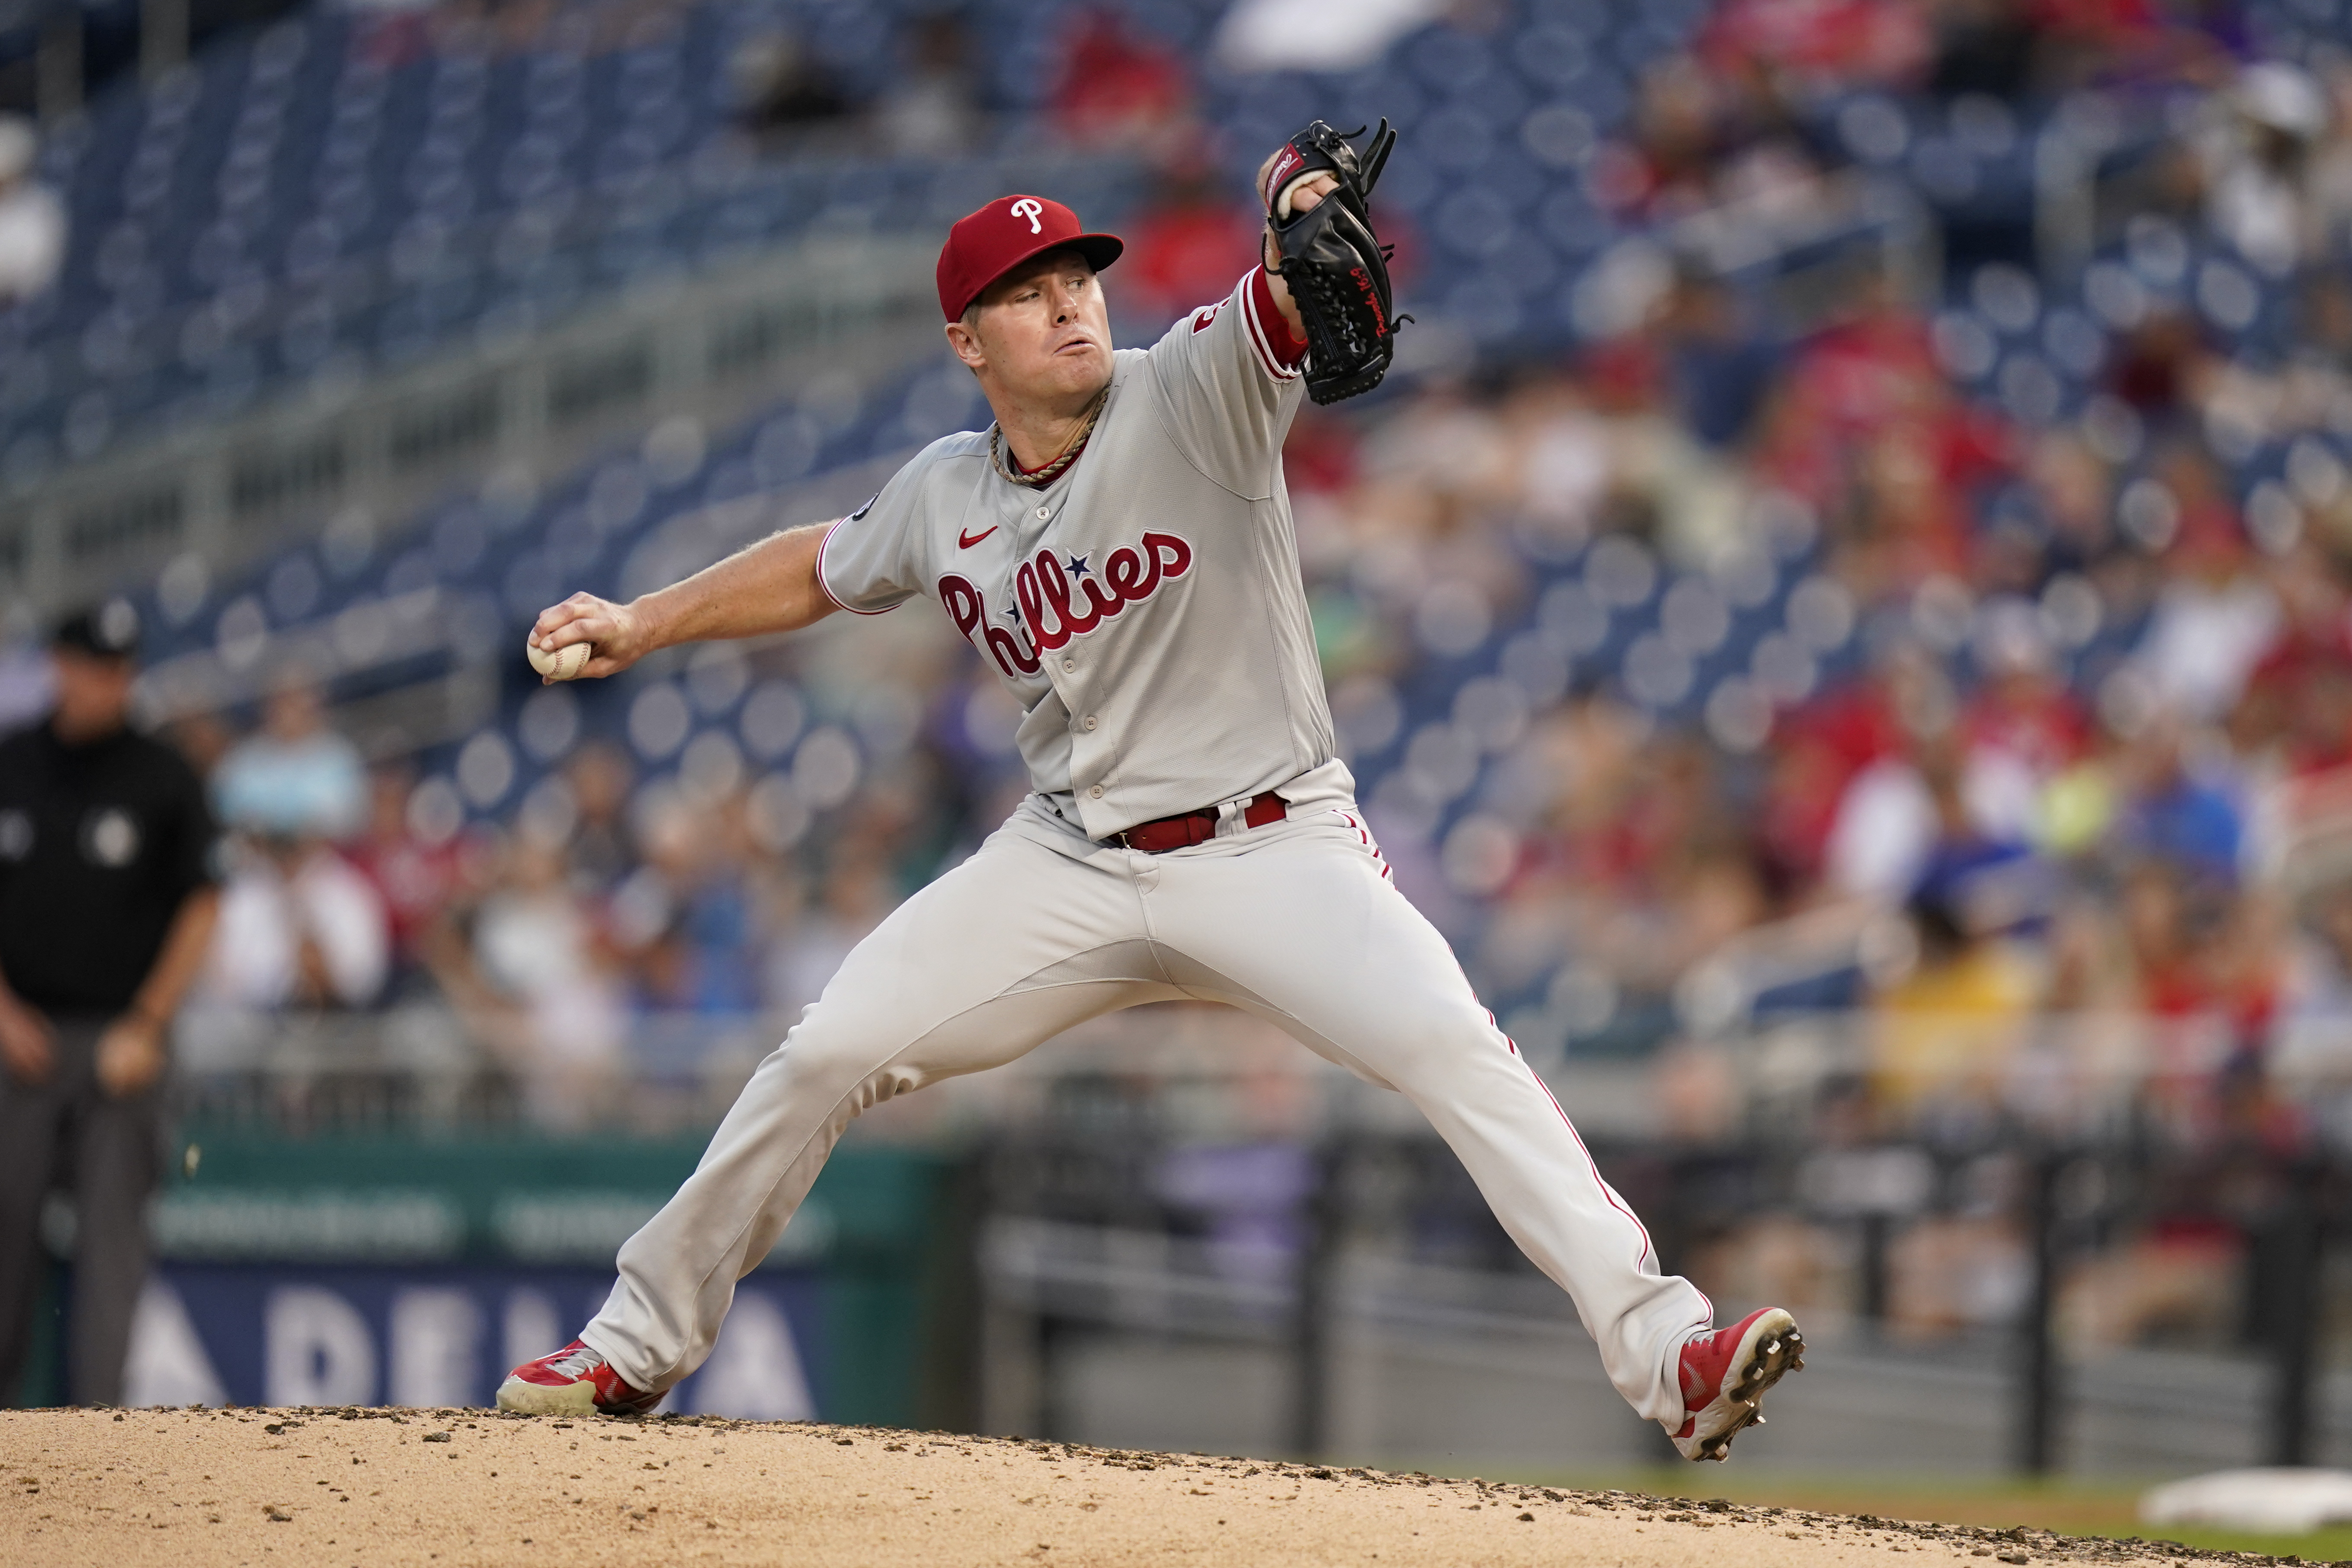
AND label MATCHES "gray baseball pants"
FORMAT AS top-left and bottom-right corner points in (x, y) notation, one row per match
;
(582, 797), (1711, 1426)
